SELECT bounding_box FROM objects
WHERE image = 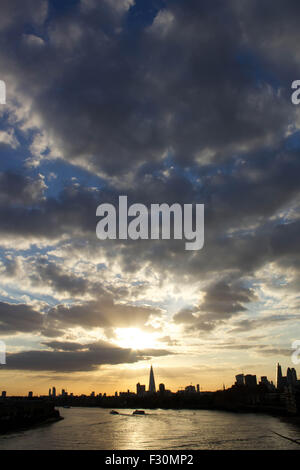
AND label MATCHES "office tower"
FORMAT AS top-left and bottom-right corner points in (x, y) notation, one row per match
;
(52, 386), (56, 398)
(48, 388), (51, 397)
(28, 391), (33, 398)
(276, 363), (283, 390)
(287, 367), (298, 386)
(1, 391), (6, 398)
(149, 365), (156, 393)
(261, 376), (269, 385)
(235, 374), (245, 386)
(287, 368), (293, 385)
(196, 384), (200, 393)
(159, 383), (165, 393)
(281, 376), (288, 388)
(136, 383), (146, 395)
(244, 374), (257, 387)
(291, 368), (297, 384)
